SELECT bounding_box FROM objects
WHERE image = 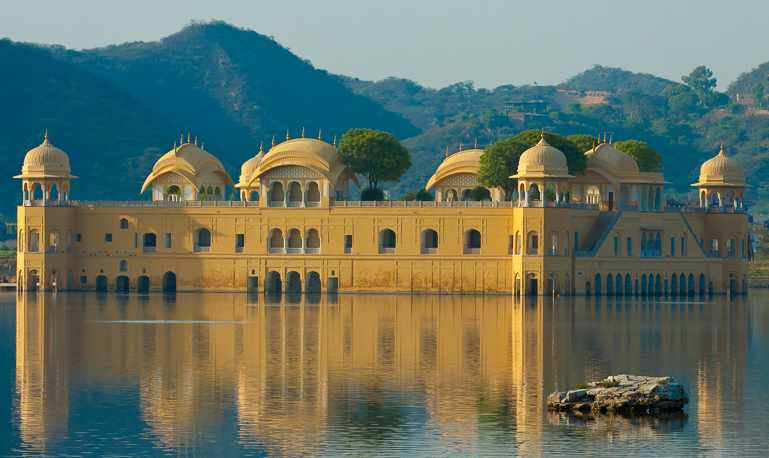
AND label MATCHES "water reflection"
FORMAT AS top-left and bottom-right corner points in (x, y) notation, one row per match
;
(9, 292), (769, 457)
